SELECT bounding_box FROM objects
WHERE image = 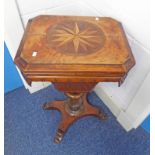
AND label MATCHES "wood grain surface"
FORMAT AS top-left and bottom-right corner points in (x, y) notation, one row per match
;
(14, 15), (136, 143)
(14, 15), (135, 85)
